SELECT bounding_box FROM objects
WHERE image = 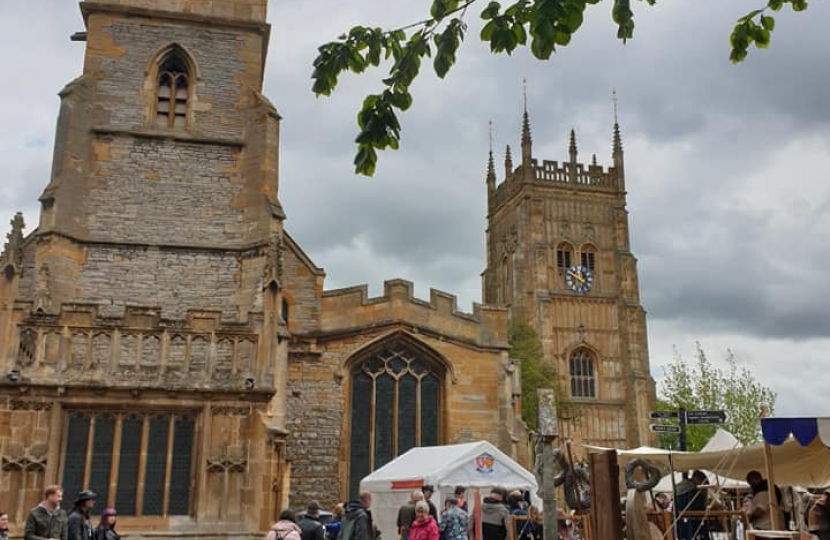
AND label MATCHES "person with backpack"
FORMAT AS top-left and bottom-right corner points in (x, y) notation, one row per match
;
(268, 510), (302, 540)
(298, 502), (326, 540)
(339, 493), (375, 540)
